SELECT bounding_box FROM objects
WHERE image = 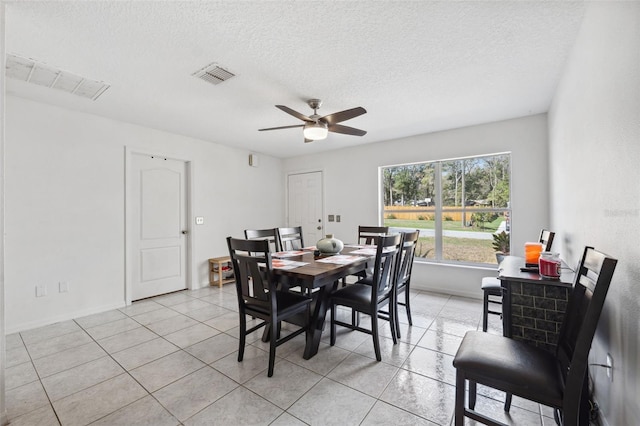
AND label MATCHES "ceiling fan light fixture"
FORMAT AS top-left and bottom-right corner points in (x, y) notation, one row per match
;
(303, 122), (328, 140)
